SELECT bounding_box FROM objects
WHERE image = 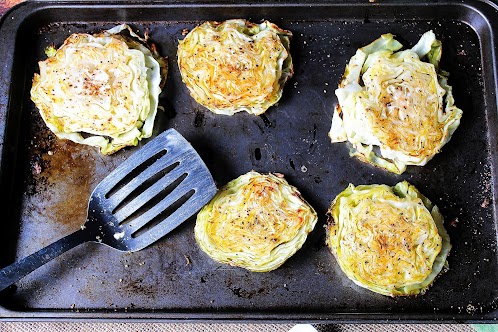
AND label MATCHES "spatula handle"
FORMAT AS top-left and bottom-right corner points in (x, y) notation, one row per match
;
(0, 229), (90, 292)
